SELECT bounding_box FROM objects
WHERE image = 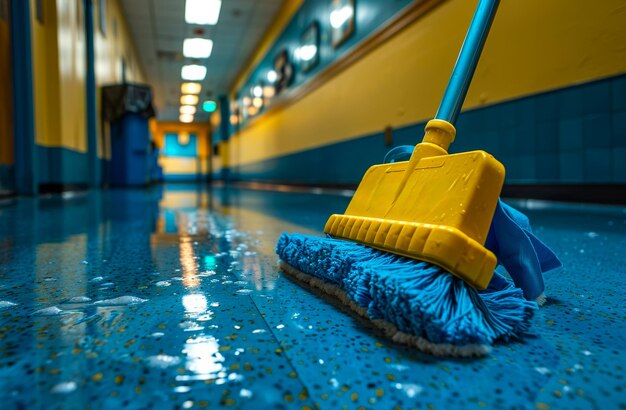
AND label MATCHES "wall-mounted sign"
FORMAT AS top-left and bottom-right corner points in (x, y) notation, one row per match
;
(273, 49), (294, 95)
(330, 0), (355, 48)
(299, 21), (320, 73)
